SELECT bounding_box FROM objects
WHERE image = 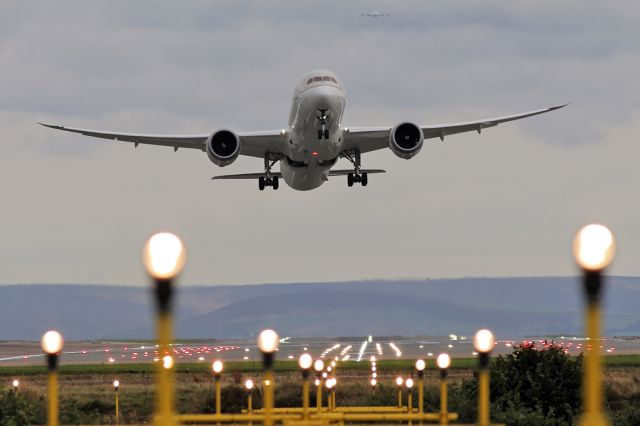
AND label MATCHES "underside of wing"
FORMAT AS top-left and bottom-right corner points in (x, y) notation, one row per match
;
(39, 123), (208, 151)
(212, 172), (282, 180)
(40, 123), (287, 157)
(341, 104), (567, 155)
